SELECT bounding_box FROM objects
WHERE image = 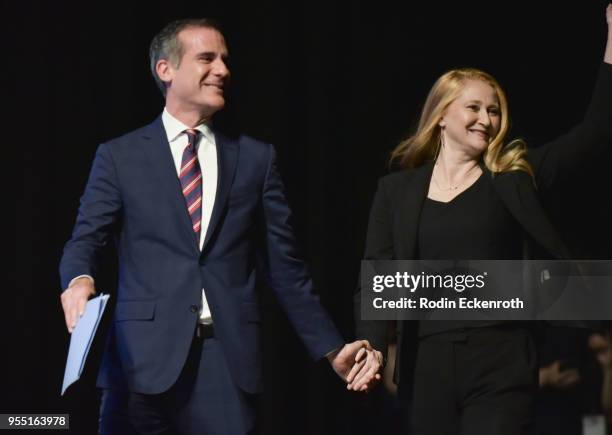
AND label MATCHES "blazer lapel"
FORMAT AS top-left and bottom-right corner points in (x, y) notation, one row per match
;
(141, 116), (201, 254)
(201, 130), (239, 254)
(396, 161), (434, 259)
(488, 168), (570, 259)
